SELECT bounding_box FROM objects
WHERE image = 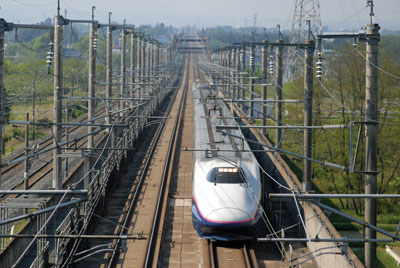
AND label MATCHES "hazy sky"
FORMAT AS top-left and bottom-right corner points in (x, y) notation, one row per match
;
(1, 0), (399, 30)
